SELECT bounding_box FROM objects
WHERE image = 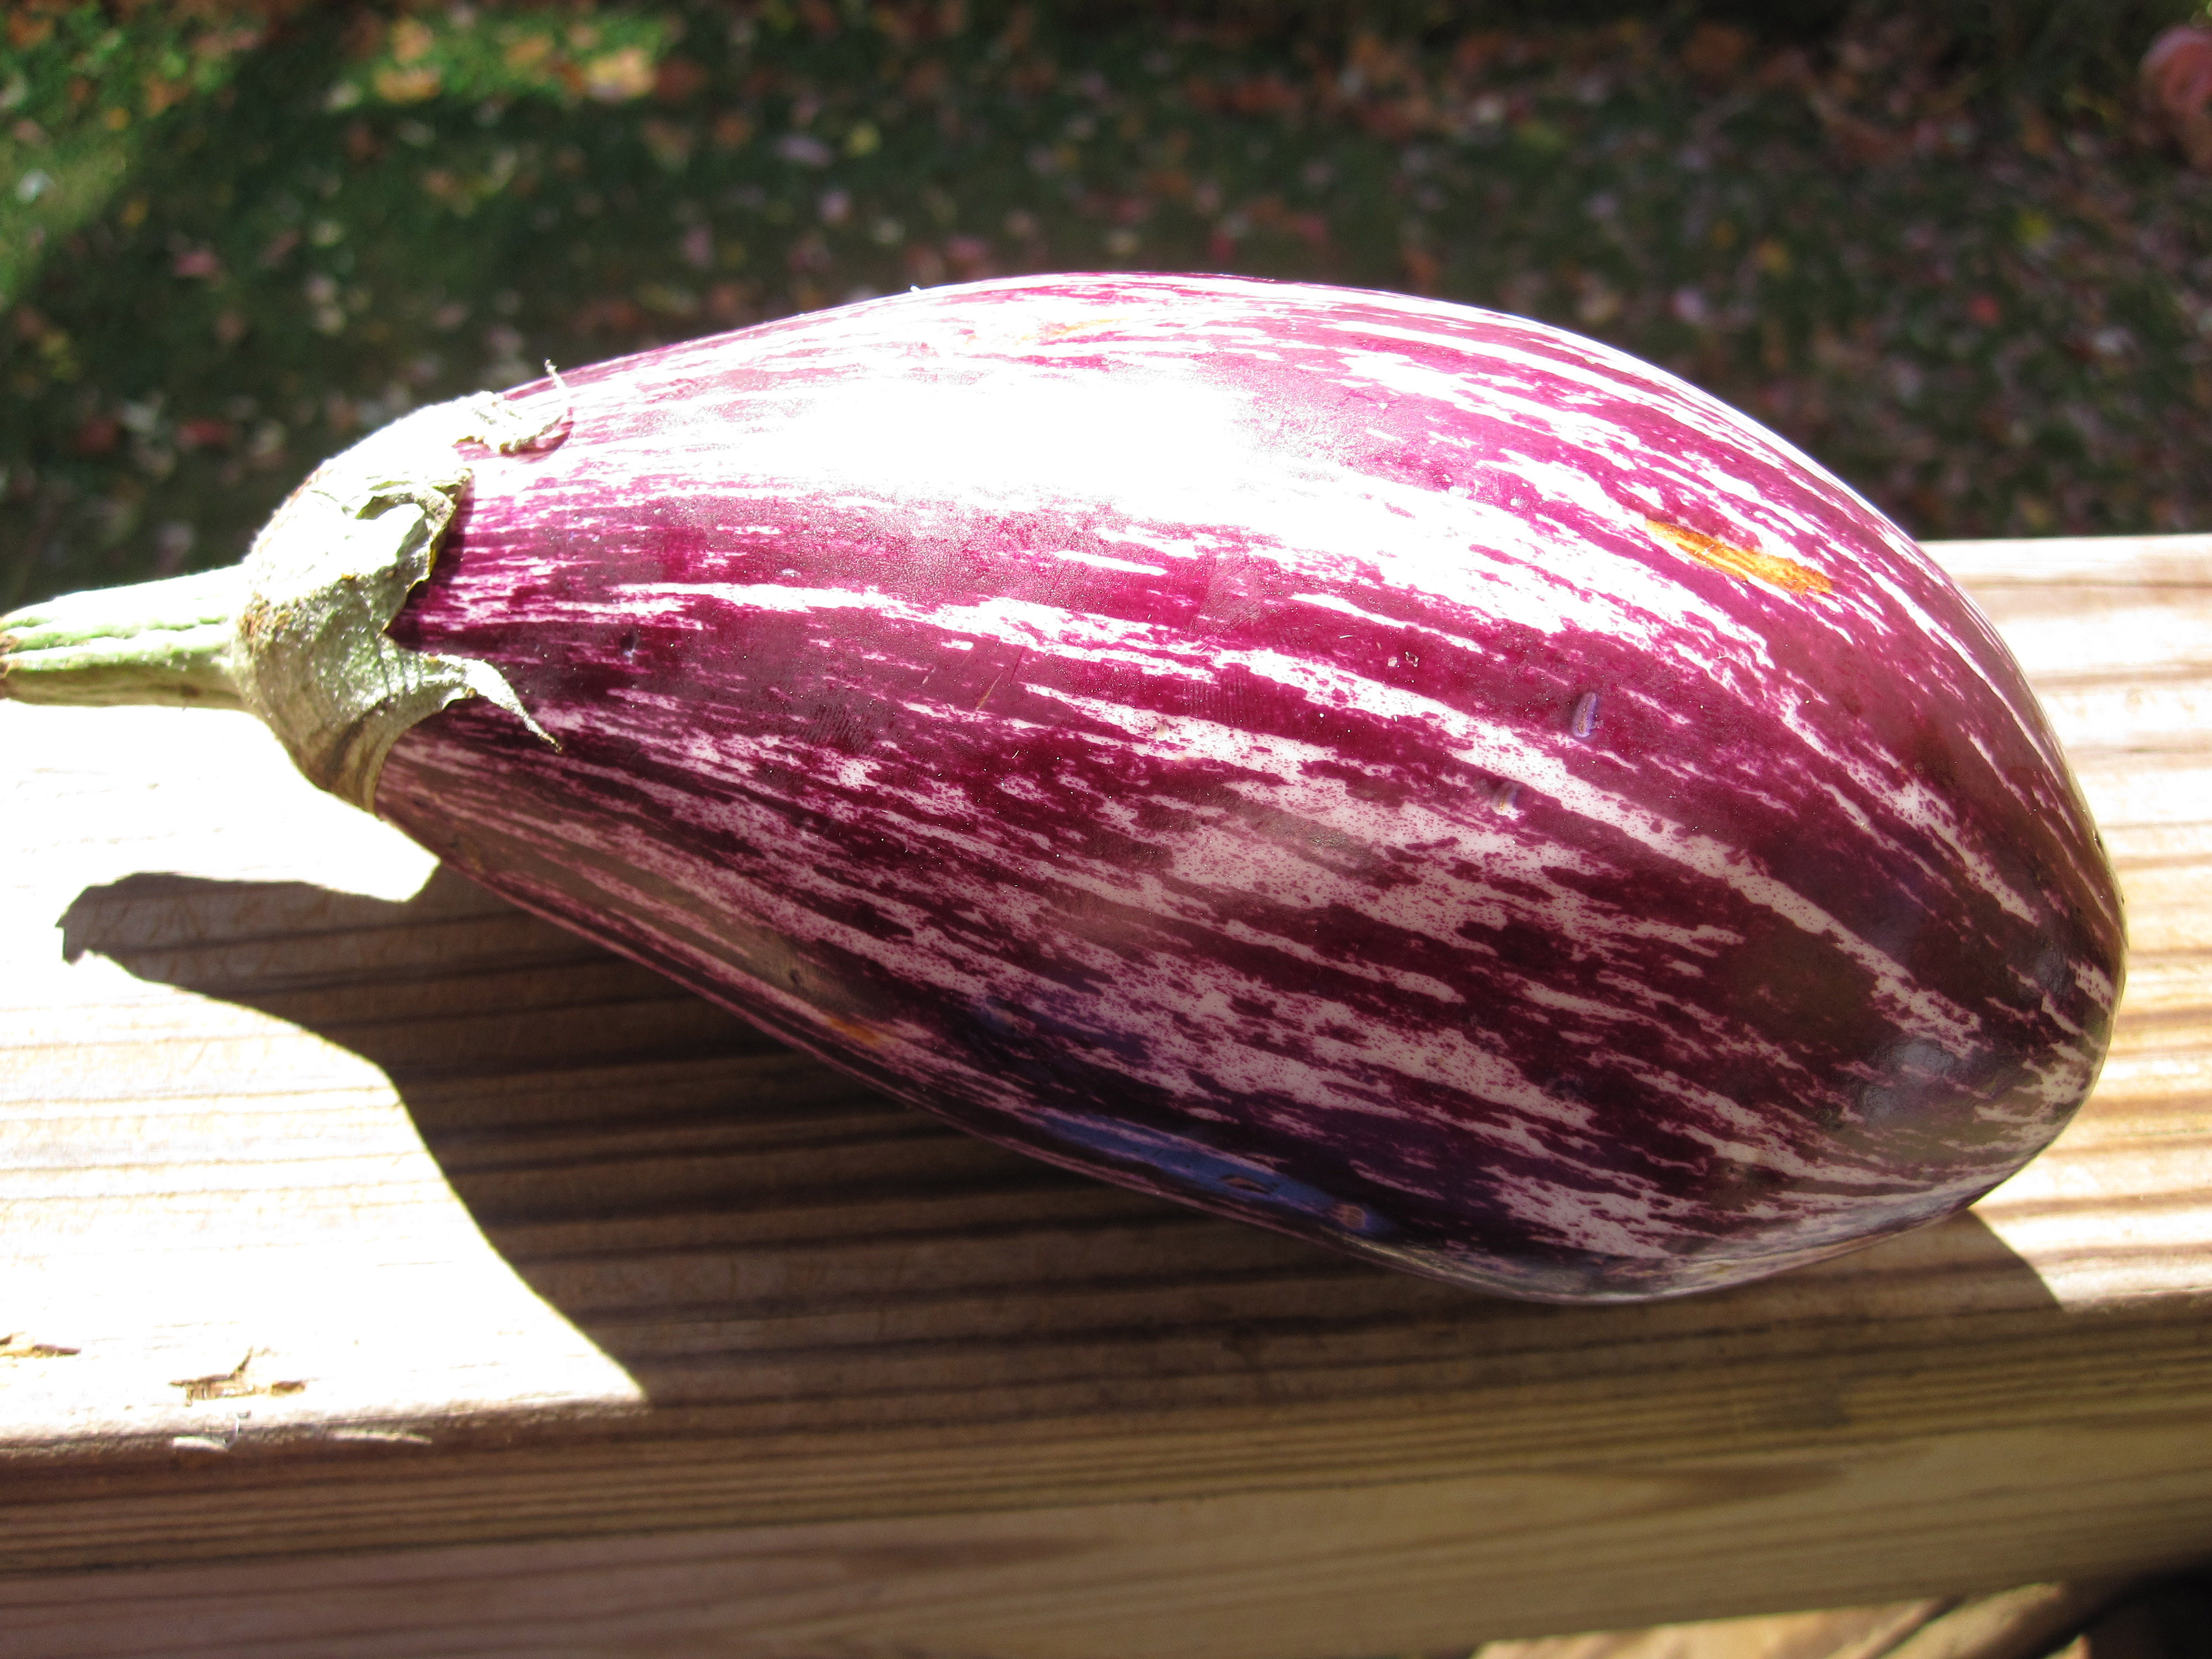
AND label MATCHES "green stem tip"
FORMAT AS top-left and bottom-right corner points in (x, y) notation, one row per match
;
(0, 566), (248, 711)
